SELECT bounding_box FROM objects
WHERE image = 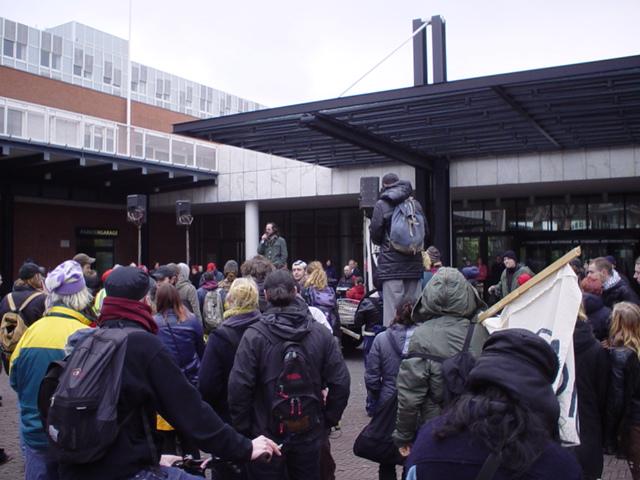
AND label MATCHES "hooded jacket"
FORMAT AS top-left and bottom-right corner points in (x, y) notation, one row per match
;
(365, 324), (415, 410)
(176, 277), (203, 324)
(393, 268), (488, 446)
(228, 297), (350, 441)
(370, 180), (426, 282)
(583, 292), (611, 341)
